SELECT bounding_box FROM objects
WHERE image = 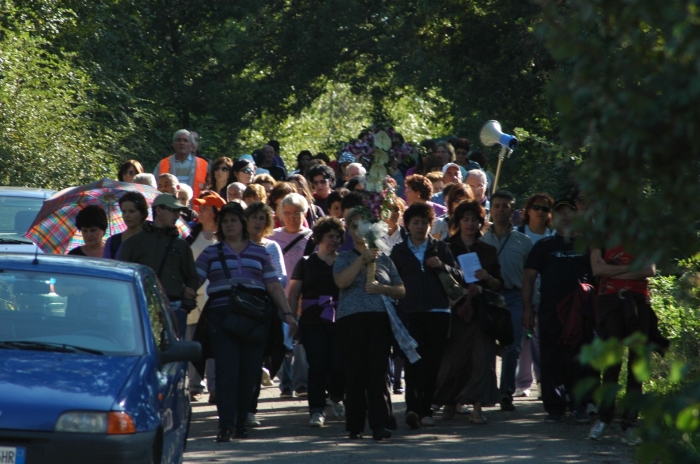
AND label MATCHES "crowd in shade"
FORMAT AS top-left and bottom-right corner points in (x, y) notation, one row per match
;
(64, 128), (667, 445)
